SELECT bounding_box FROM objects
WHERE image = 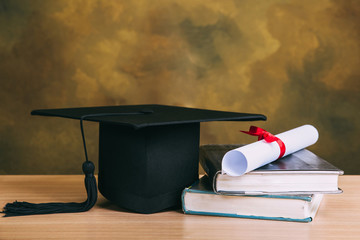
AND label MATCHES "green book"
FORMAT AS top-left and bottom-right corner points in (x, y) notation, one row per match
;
(182, 176), (323, 222)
